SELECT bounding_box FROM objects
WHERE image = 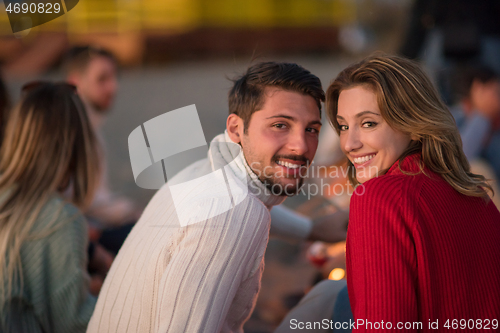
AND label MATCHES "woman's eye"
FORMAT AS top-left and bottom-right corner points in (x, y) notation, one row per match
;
(362, 121), (377, 128)
(339, 124), (348, 131)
